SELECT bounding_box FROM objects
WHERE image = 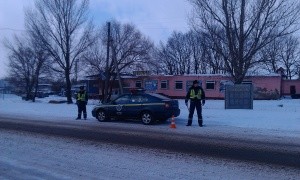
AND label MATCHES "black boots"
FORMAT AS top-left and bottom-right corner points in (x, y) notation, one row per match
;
(198, 119), (203, 127)
(186, 119), (192, 126)
(186, 119), (203, 127)
(76, 114), (87, 120)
